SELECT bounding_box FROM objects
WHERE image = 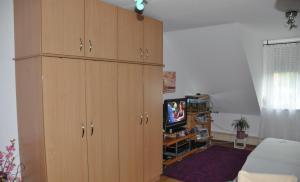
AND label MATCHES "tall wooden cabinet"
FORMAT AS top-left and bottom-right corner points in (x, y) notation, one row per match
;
(86, 61), (119, 182)
(16, 58), (120, 182)
(42, 58), (88, 182)
(14, 0), (163, 182)
(118, 64), (144, 182)
(143, 66), (163, 181)
(118, 64), (163, 182)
